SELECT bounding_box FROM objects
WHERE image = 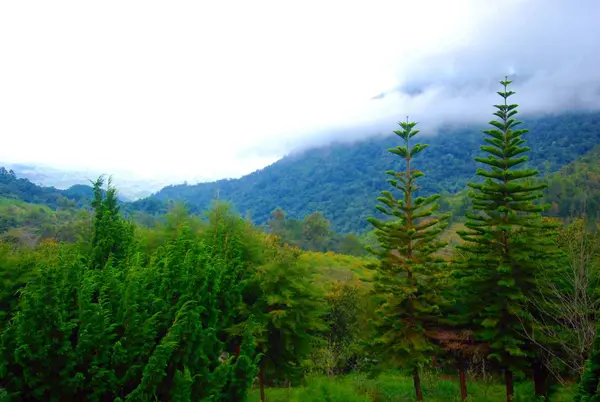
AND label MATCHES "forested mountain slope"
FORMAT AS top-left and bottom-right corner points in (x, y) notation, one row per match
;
(1, 162), (173, 201)
(144, 112), (600, 232)
(543, 144), (600, 219)
(0, 168), (112, 210)
(0, 198), (91, 246)
(0, 168), (93, 209)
